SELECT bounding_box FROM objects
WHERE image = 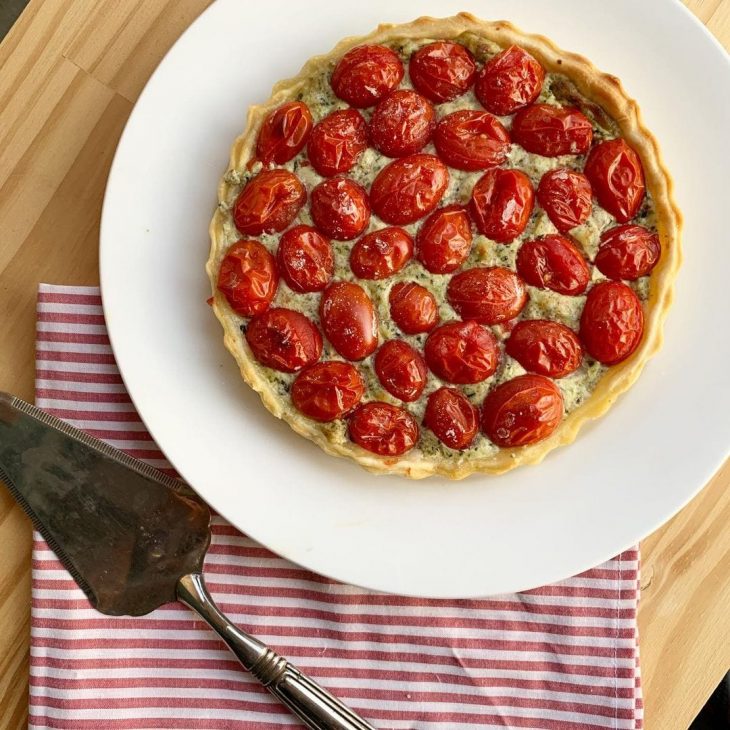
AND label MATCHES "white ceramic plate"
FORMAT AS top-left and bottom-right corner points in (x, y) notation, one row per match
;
(100, 0), (730, 597)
